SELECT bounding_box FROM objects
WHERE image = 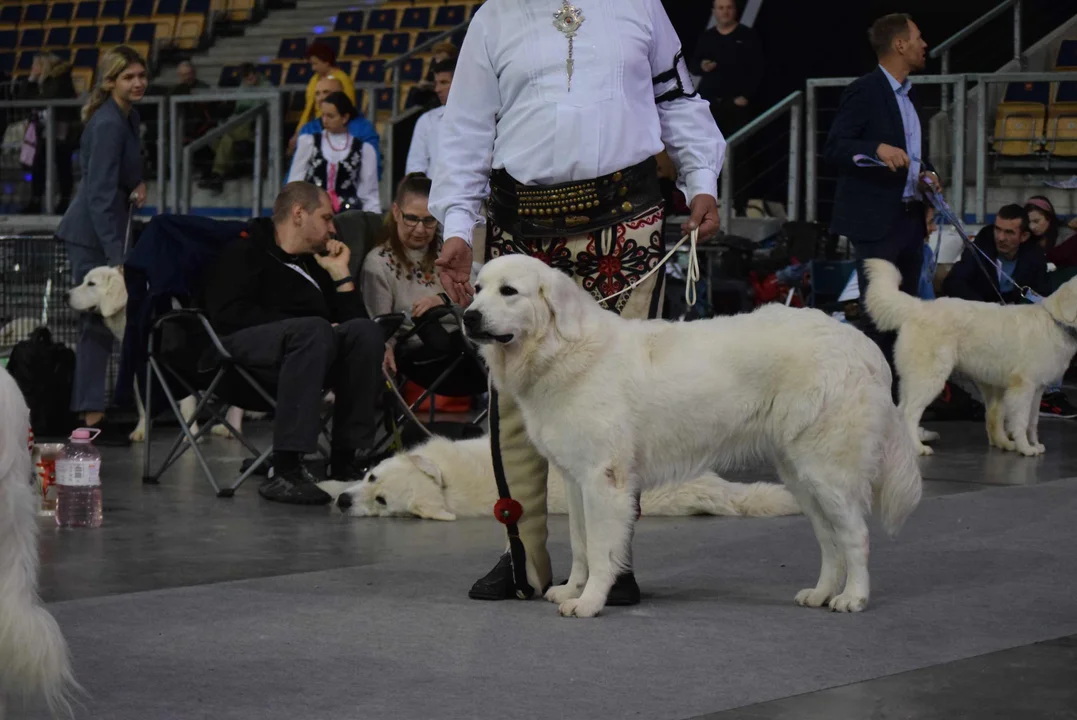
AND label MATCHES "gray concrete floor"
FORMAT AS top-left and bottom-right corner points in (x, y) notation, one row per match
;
(34, 415), (1077, 719)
